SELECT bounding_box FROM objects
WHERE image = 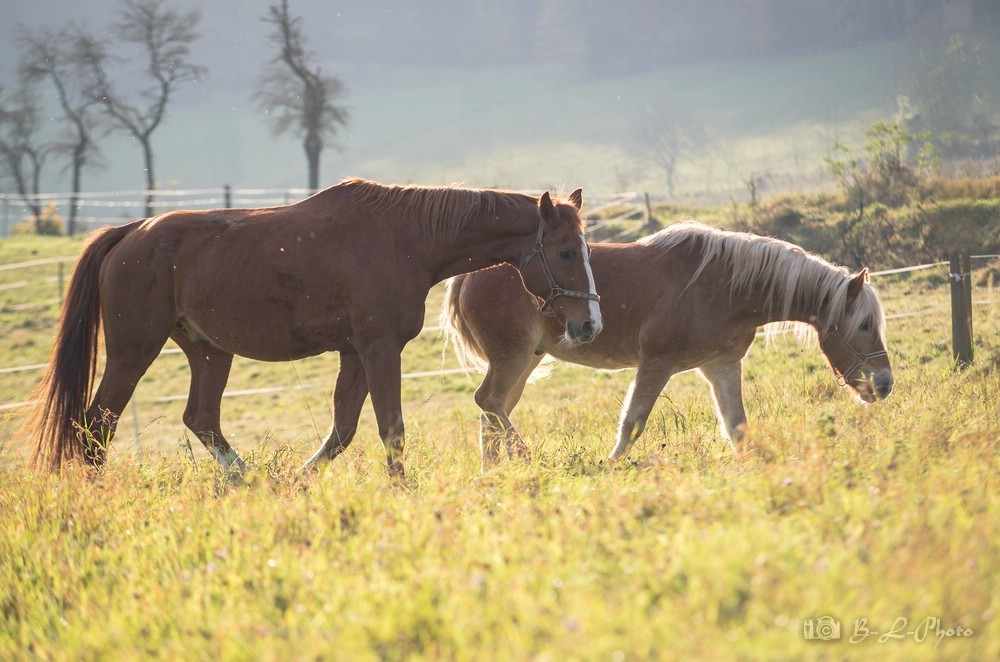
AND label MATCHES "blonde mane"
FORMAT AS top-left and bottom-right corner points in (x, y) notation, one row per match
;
(639, 221), (886, 342)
